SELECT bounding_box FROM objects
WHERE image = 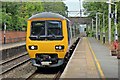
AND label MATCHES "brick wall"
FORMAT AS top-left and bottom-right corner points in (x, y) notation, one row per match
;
(0, 31), (26, 44)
